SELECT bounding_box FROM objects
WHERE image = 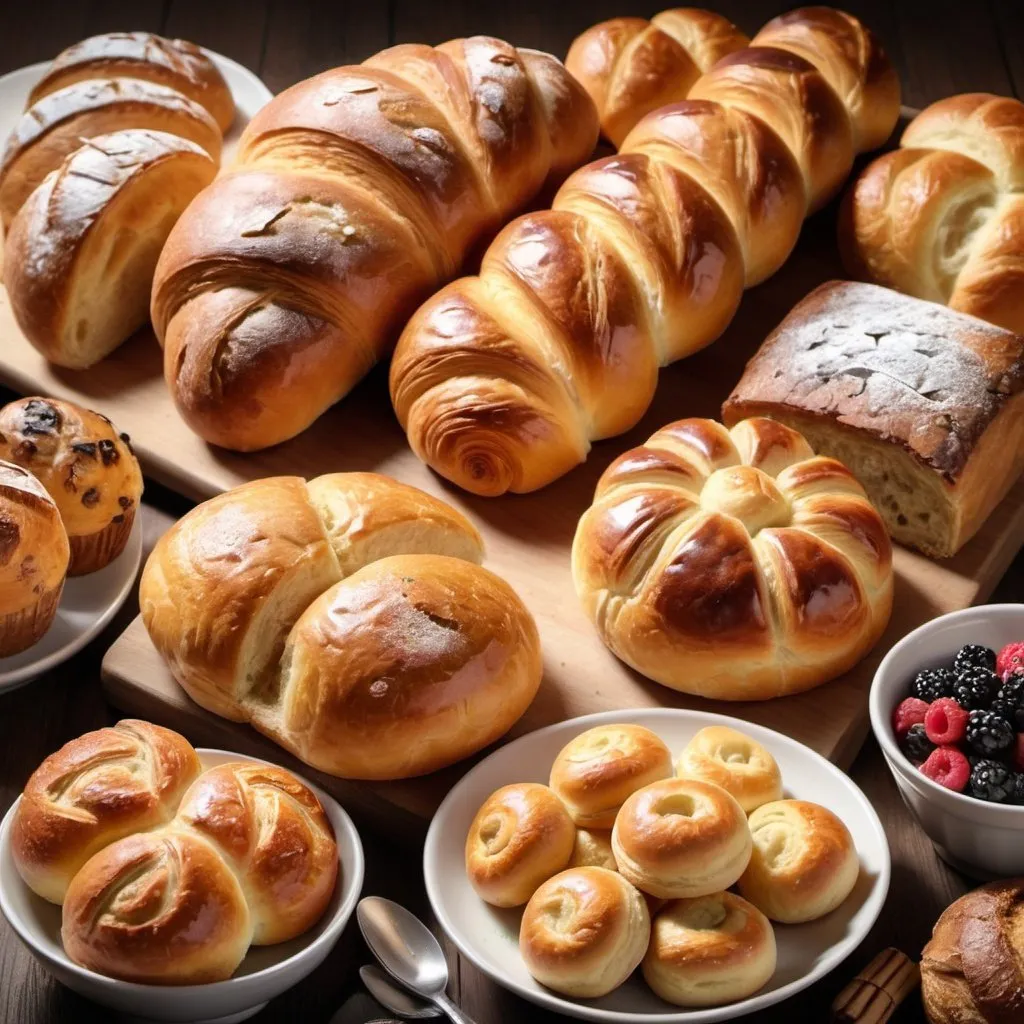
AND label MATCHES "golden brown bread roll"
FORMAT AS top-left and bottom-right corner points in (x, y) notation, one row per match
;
(28, 32), (235, 132)
(0, 399), (142, 575)
(642, 892), (776, 1007)
(841, 94), (1024, 334)
(150, 38), (598, 452)
(519, 866), (650, 998)
(0, 460), (70, 656)
(569, 829), (617, 871)
(390, 8), (900, 496)
(676, 726), (783, 812)
(738, 799), (859, 923)
(549, 724), (673, 829)
(465, 783), (575, 907)
(10, 720), (201, 903)
(571, 418), (893, 700)
(140, 472), (542, 780)
(612, 778), (751, 900)
(3, 130), (217, 369)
